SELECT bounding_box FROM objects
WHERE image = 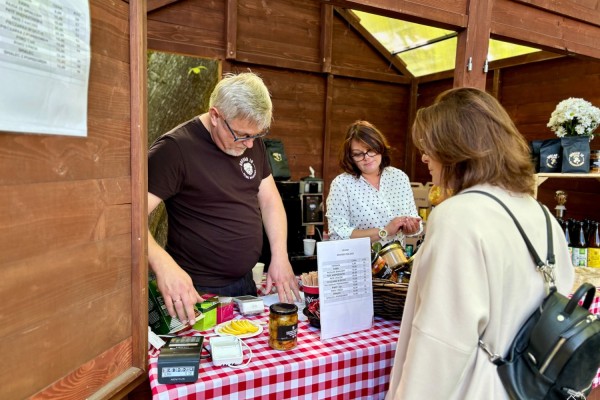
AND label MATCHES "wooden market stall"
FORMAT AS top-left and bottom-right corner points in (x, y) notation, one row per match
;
(1, 0), (599, 399)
